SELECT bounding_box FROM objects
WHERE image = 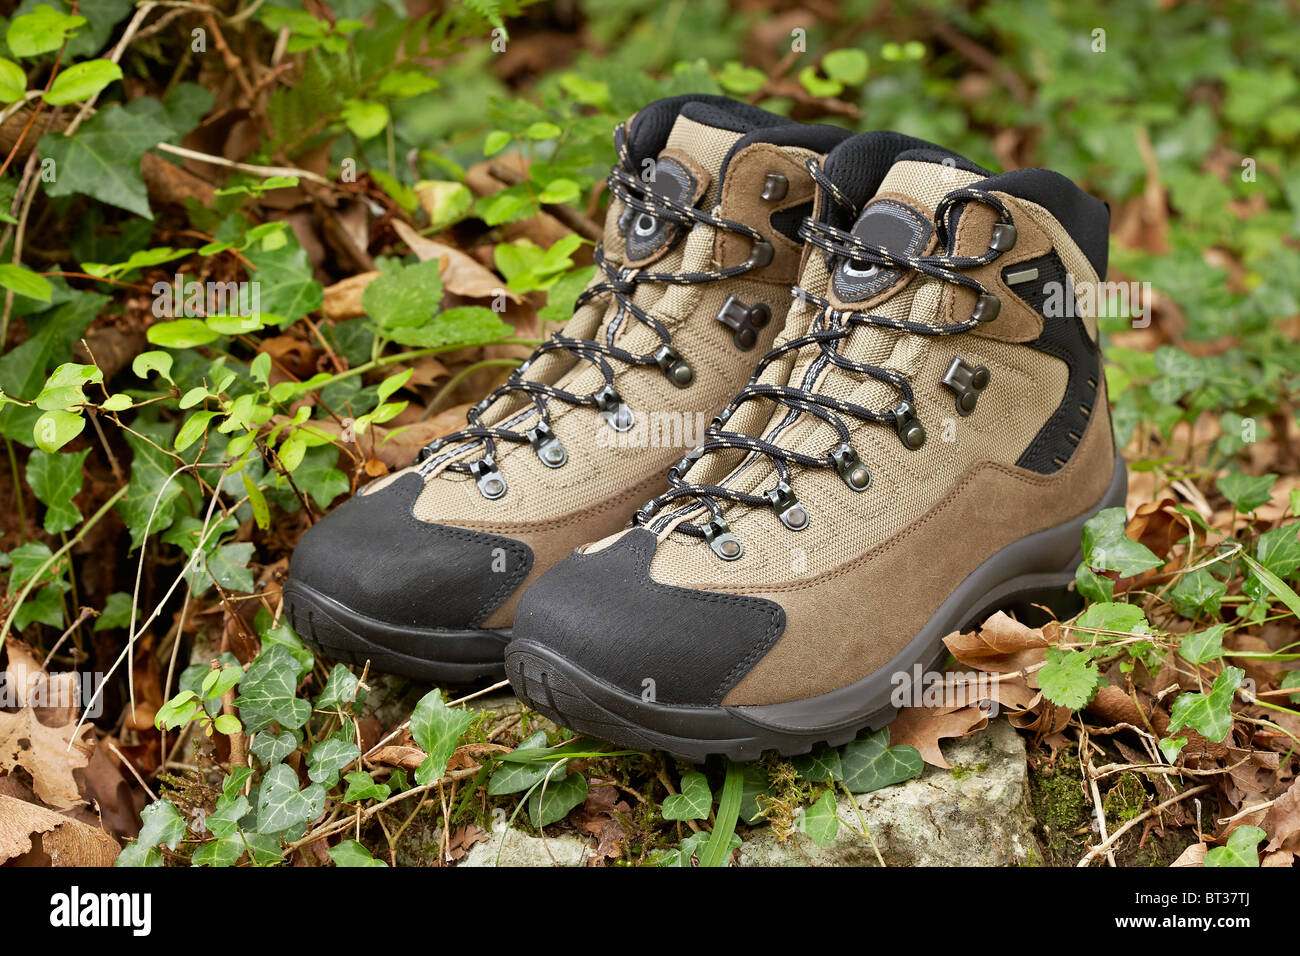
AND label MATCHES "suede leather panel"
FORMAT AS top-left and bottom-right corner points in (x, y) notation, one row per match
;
(719, 380), (1116, 706)
(715, 142), (818, 284)
(289, 473), (533, 630)
(466, 469), (671, 629)
(513, 528), (786, 706)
